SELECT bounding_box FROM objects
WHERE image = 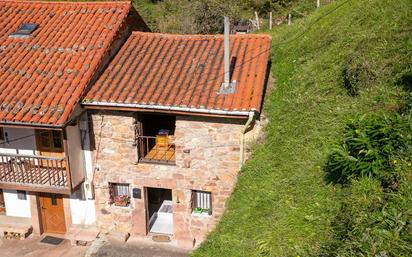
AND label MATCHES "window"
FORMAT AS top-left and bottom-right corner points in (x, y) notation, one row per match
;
(10, 23), (38, 38)
(36, 130), (63, 151)
(192, 190), (212, 216)
(0, 127), (4, 141)
(17, 190), (27, 200)
(109, 183), (130, 207)
(51, 194), (57, 205)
